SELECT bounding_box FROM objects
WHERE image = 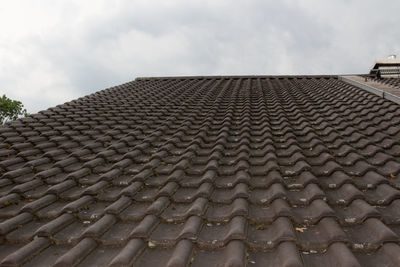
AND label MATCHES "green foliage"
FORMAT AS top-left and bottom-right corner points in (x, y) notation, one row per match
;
(0, 94), (28, 125)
